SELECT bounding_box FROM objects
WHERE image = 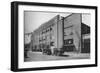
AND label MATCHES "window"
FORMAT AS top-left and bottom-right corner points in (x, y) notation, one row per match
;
(42, 31), (43, 34)
(50, 27), (52, 31)
(47, 28), (49, 32)
(46, 29), (48, 32)
(50, 42), (54, 46)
